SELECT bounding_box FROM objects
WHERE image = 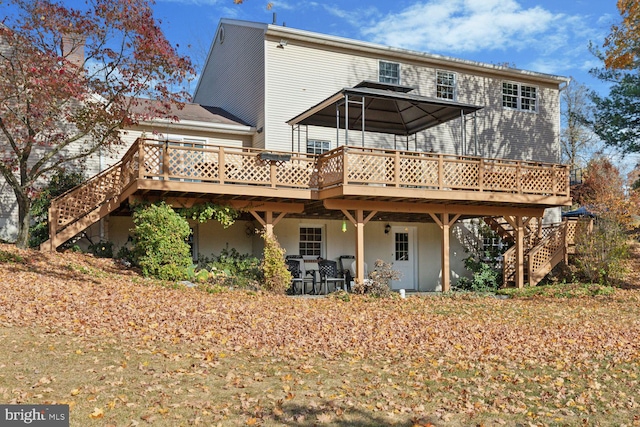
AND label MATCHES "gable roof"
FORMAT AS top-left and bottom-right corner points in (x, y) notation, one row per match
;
(287, 81), (483, 136)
